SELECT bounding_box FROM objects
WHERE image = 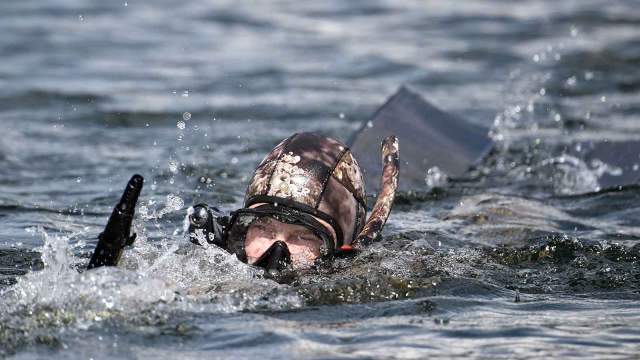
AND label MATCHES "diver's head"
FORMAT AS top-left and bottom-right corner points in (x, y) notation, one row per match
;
(226, 132), (367, 269)
(188, 132), (399, 277)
